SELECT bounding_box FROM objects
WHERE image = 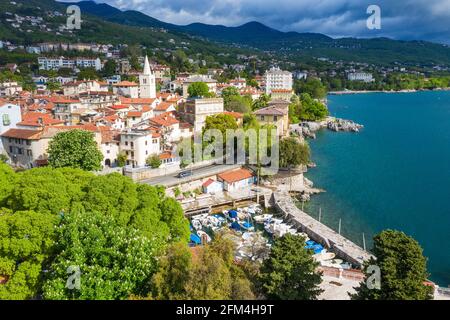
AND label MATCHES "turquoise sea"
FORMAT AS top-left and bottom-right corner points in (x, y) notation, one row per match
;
(304, 91), (450, 286)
